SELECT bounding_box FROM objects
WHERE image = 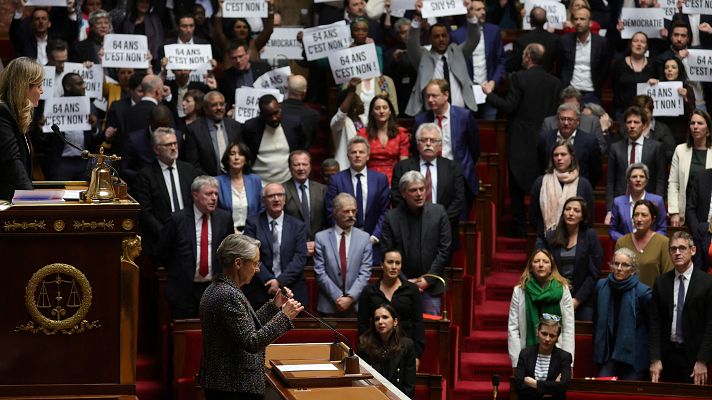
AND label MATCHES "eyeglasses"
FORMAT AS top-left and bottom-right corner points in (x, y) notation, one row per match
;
(418, 138), (442, 144)
(541, 313), (561, 322)
(263, 193), (286, 199)
(157, 142), (178, 148)
(669, 245), (690, 253)
(609, 261), (633, 269)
